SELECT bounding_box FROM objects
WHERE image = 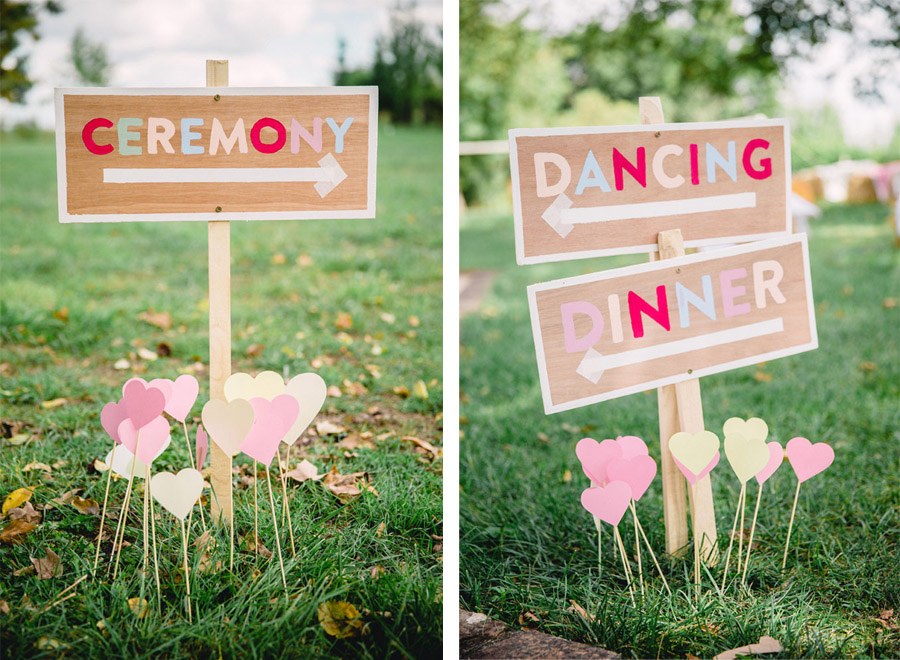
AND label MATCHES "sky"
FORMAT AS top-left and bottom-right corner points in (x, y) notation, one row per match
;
(1, 0), (442, 128)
